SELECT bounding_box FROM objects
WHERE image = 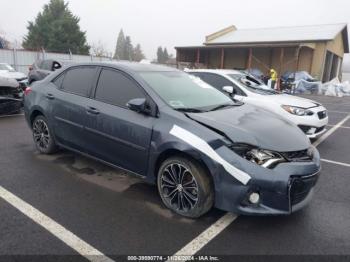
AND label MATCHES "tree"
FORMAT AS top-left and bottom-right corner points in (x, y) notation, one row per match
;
(133, 44), (145, 62)
(157, 46), (171, 64)
(157, 46), (164, 63)
(90, 41), (110, 57)
(163, 48), (169, 62)
(0, 35), (10, 49)
(22, 0), (90, 54)
(113, 29), (125, 59)
(124, 36), (133, 61)
(113, 29), (145, 61)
